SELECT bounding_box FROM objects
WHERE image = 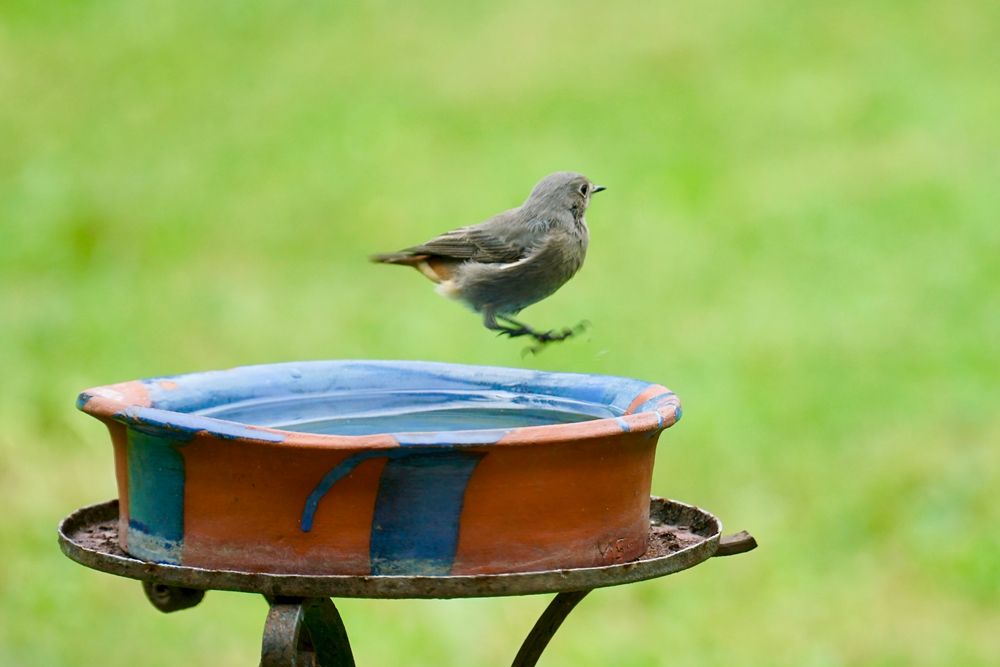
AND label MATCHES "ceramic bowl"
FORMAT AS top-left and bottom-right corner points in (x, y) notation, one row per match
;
(77, 361), (681, 575)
